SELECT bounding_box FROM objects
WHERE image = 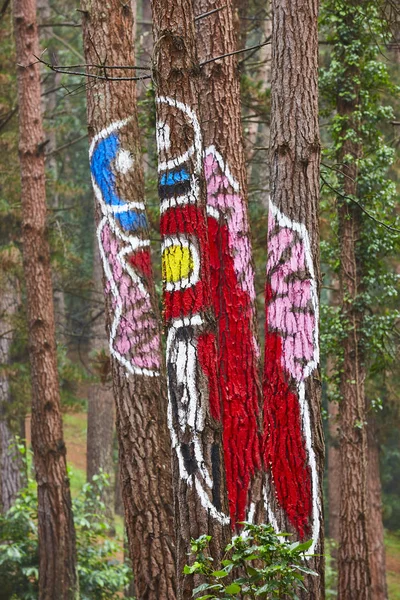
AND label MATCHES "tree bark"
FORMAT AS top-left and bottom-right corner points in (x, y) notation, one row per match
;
(151, 0), (231, 596)
(367, 414), (388, 600)
(195, 0), (264, 530)
(13, 0), (78, 596)
(0, 251), (24, 513)
(327, 393), (340, 544)
(265, 0), (324, 596)
(80, 0), (176, 597)
(86, 241), (115, 519)
(335, 15), (371, 599)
